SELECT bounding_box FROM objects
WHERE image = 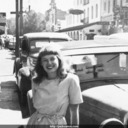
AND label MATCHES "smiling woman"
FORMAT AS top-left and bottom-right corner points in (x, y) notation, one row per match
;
(26, 43), (83, 127)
